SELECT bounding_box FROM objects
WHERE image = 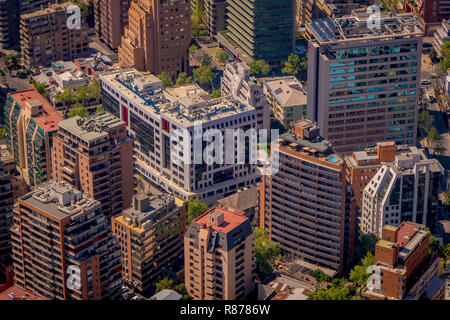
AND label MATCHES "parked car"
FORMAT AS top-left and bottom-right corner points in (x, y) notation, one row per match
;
(420, 79), (431, 85)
